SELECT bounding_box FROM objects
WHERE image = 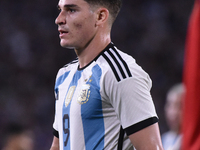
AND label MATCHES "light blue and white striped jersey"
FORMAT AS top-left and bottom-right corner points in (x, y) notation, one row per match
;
(53, 43), (158, 150)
